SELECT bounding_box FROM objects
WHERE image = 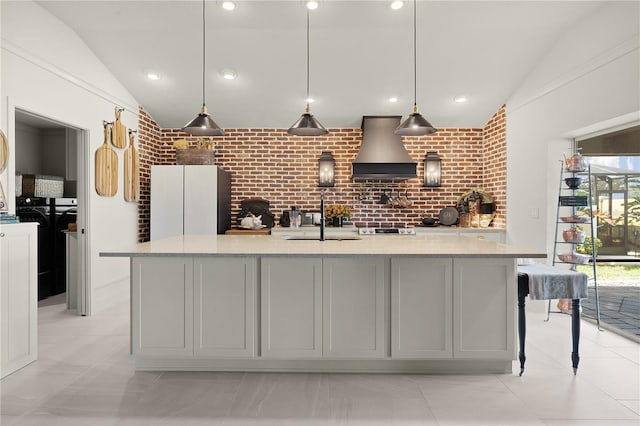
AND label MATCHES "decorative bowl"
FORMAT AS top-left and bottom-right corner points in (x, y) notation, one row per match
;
(558, 253), (590, 264)
(564, 177), (582, 189)
(560, 215), (589, 223)
(422, 218), (437, 226)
